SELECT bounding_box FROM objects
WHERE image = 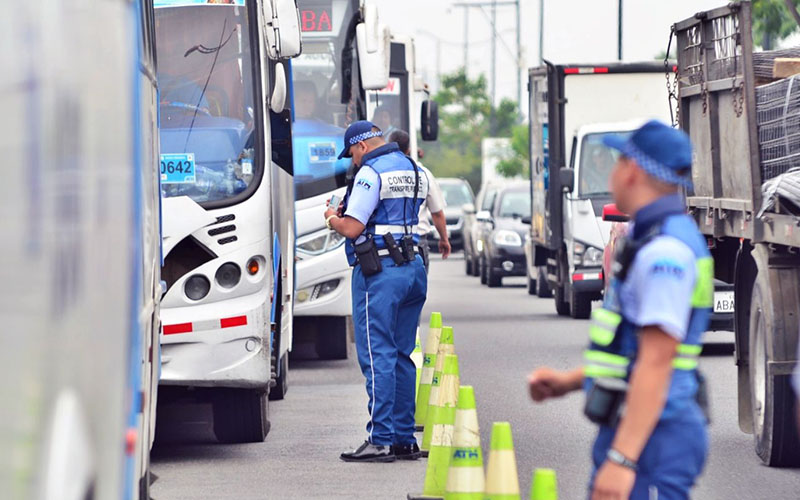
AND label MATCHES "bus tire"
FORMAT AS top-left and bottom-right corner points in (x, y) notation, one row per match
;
(316, 316), (348, 360)
(749, 265), (800, 466)
(212, 389), (270, 444)
(269, 352), (289, 401)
